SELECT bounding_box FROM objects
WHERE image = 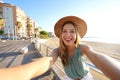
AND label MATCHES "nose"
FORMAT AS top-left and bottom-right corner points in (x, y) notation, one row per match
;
(65, 32), (71, 37)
